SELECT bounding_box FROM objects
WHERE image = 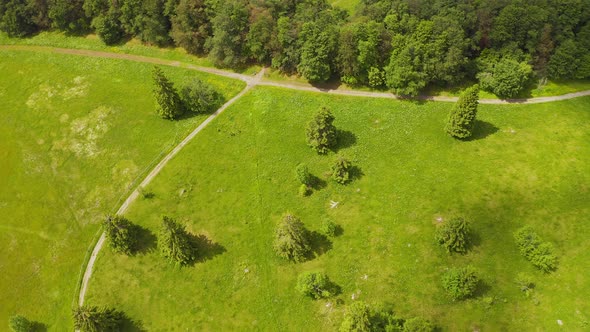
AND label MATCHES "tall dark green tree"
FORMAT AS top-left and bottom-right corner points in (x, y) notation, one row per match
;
(0, 0), (37, 37)
(297, 13), (339, 82)
(152, 66), (184, 120)
(306, 107), (337, 154)
(92, 8), (125, 45)
(168, 0), (210, 54)
(273, 214), (311, 263)
(48, 0), (90, 34)
(445, 85), (479, 139)
(158, 216), (196, 265)
(477, 56), (532, 98)
(103, 215), (138, 255)
(206, 0), (249, 68)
